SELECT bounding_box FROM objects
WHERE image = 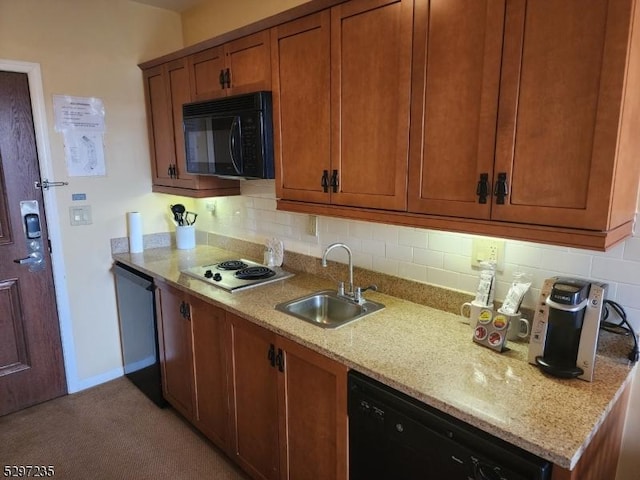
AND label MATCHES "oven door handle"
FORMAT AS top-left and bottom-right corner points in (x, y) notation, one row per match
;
(228, 115), (243, 175)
